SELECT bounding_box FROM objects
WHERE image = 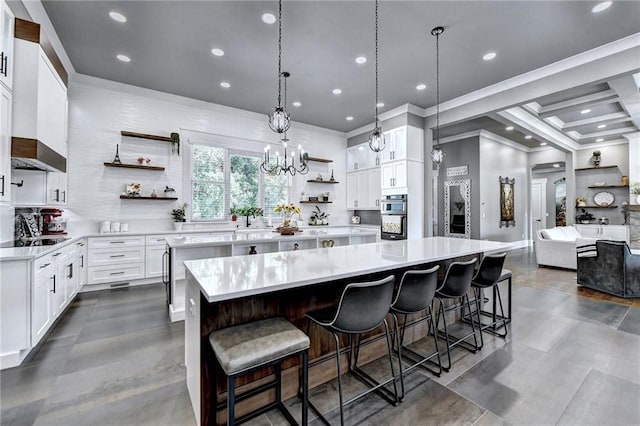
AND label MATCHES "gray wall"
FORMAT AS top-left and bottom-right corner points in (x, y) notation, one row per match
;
(347, 113), (423, 147)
